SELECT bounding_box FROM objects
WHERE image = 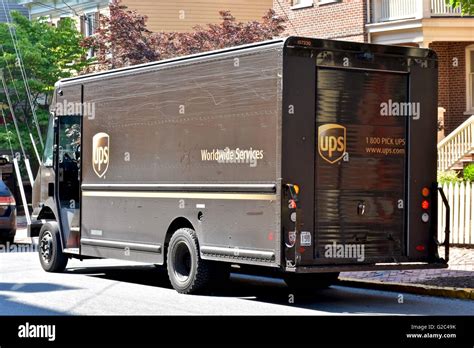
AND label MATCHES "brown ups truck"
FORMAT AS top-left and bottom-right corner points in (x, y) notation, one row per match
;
(30, 37), (449, 294)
